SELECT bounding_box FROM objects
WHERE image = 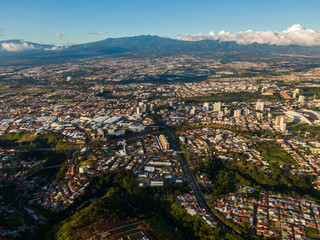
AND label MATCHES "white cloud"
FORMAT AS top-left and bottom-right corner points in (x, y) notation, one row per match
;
(44, 46), (64, 51)
(177, 24), (320, 46)
(89, 31), (104, 36)
(53, 32), (64, 39)
(1, 42), (36, 51)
